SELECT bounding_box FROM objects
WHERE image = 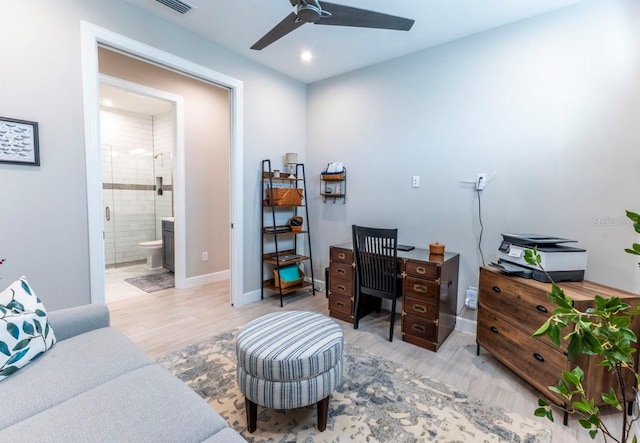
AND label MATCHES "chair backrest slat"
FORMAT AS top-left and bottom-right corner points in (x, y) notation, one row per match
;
(352, 225), (398, 298)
